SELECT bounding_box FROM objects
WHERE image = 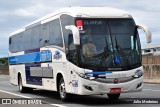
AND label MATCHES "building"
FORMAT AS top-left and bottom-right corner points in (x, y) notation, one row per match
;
(142, 44), (160, 56)
(142, 44), (160, 64)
